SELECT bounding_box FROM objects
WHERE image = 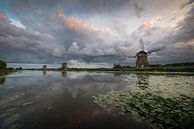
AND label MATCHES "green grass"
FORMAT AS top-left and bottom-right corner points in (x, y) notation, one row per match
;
(0, 69), (18, 76)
